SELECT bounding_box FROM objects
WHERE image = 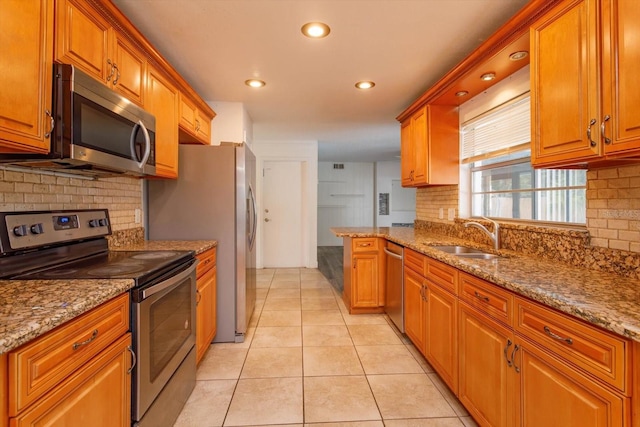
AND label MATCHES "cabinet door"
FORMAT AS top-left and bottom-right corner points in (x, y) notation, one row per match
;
(458, 302), (516, 427)
(531, 0), (601, 166)
(11, 334), (132, 427)
(516, 340), (628, 427)
(55, 0), (111, 83)
(411, 106), (428, 185)
(196, 265), (217, 364)
(601, 0), (640, 155)
(352, 253), (379, 308)
(403, 267), (426, 353)
(400, 119), (414, 186)
(195, 112), (211, 144)
(0, 0), (53, 153)
(111, 32), (146, 106)
(425, 283), (457, 394)
(146, 65), (179, 178)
